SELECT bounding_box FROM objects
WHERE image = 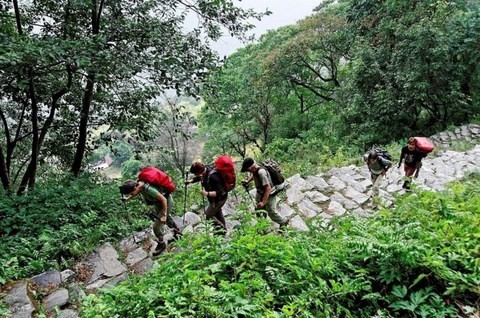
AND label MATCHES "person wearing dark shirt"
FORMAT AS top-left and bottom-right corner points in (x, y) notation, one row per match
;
(398, 137), (427, 189)
(186, 162), (228, 235)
